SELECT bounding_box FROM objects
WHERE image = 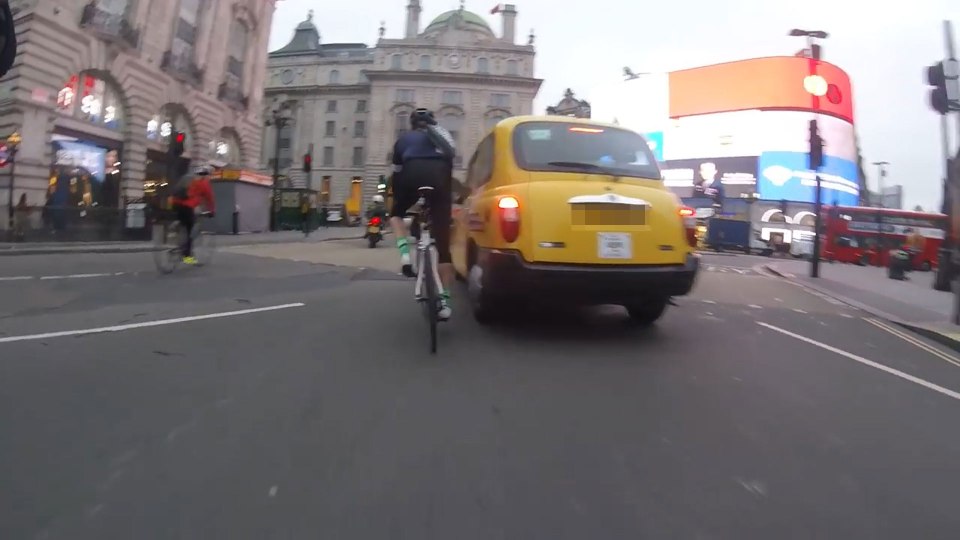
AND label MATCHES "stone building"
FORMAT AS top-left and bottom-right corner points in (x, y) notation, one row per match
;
(546, 88), (590, 118)
(263, 1), (542, 206)
(0, 0), (276, 221)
